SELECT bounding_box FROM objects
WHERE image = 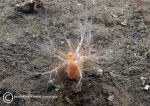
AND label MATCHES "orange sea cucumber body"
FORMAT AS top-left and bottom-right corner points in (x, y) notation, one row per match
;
(66, 52), (80, 80)
(67, 63), (80, 80)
